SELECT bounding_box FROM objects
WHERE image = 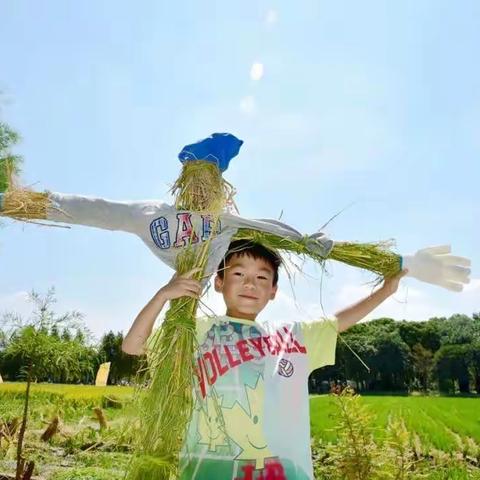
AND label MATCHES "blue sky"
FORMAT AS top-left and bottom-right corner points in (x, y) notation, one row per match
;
(1, 1), (478, 339)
